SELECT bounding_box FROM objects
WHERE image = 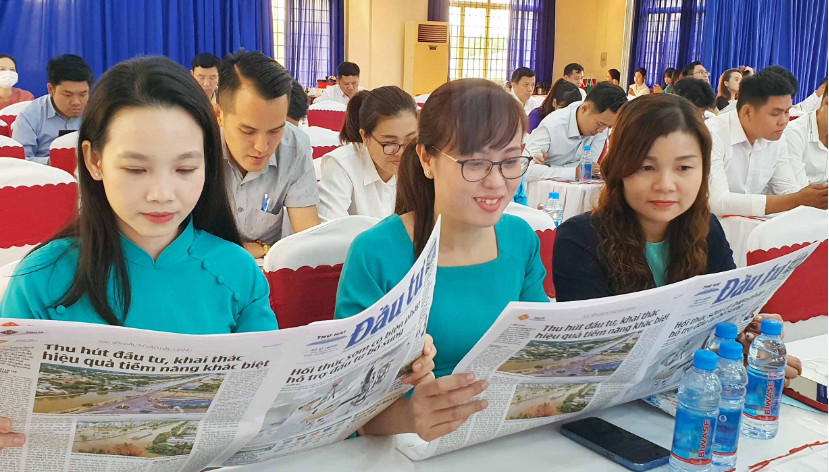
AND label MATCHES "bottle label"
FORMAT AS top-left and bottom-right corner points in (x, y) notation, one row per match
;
(670, 408), (716, 465)
(713, 406), (742, 456)
(743, 369), (784, 421)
